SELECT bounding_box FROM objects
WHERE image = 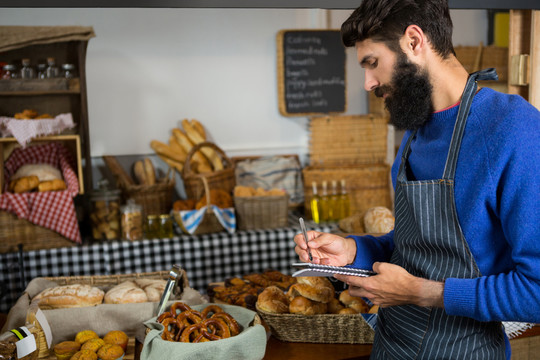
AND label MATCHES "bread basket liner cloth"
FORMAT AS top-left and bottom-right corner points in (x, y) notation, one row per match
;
(1, 277), (207, 344)
(0, 142), (81, 243)
(0, 113), (76, 147)
(142, 303), (267, 360)
(0, 26), (95, 53)
(177, 205), (236, 235)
